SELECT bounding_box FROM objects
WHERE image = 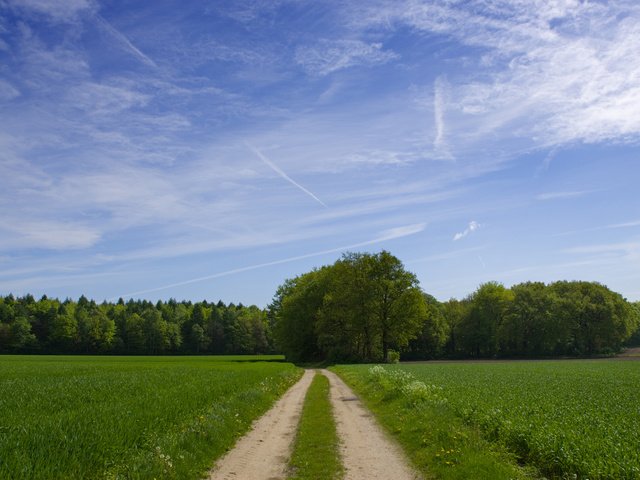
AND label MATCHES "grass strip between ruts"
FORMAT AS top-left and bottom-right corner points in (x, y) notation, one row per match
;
(331, 366), (539, 480)
(287, 371), (343, 480)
